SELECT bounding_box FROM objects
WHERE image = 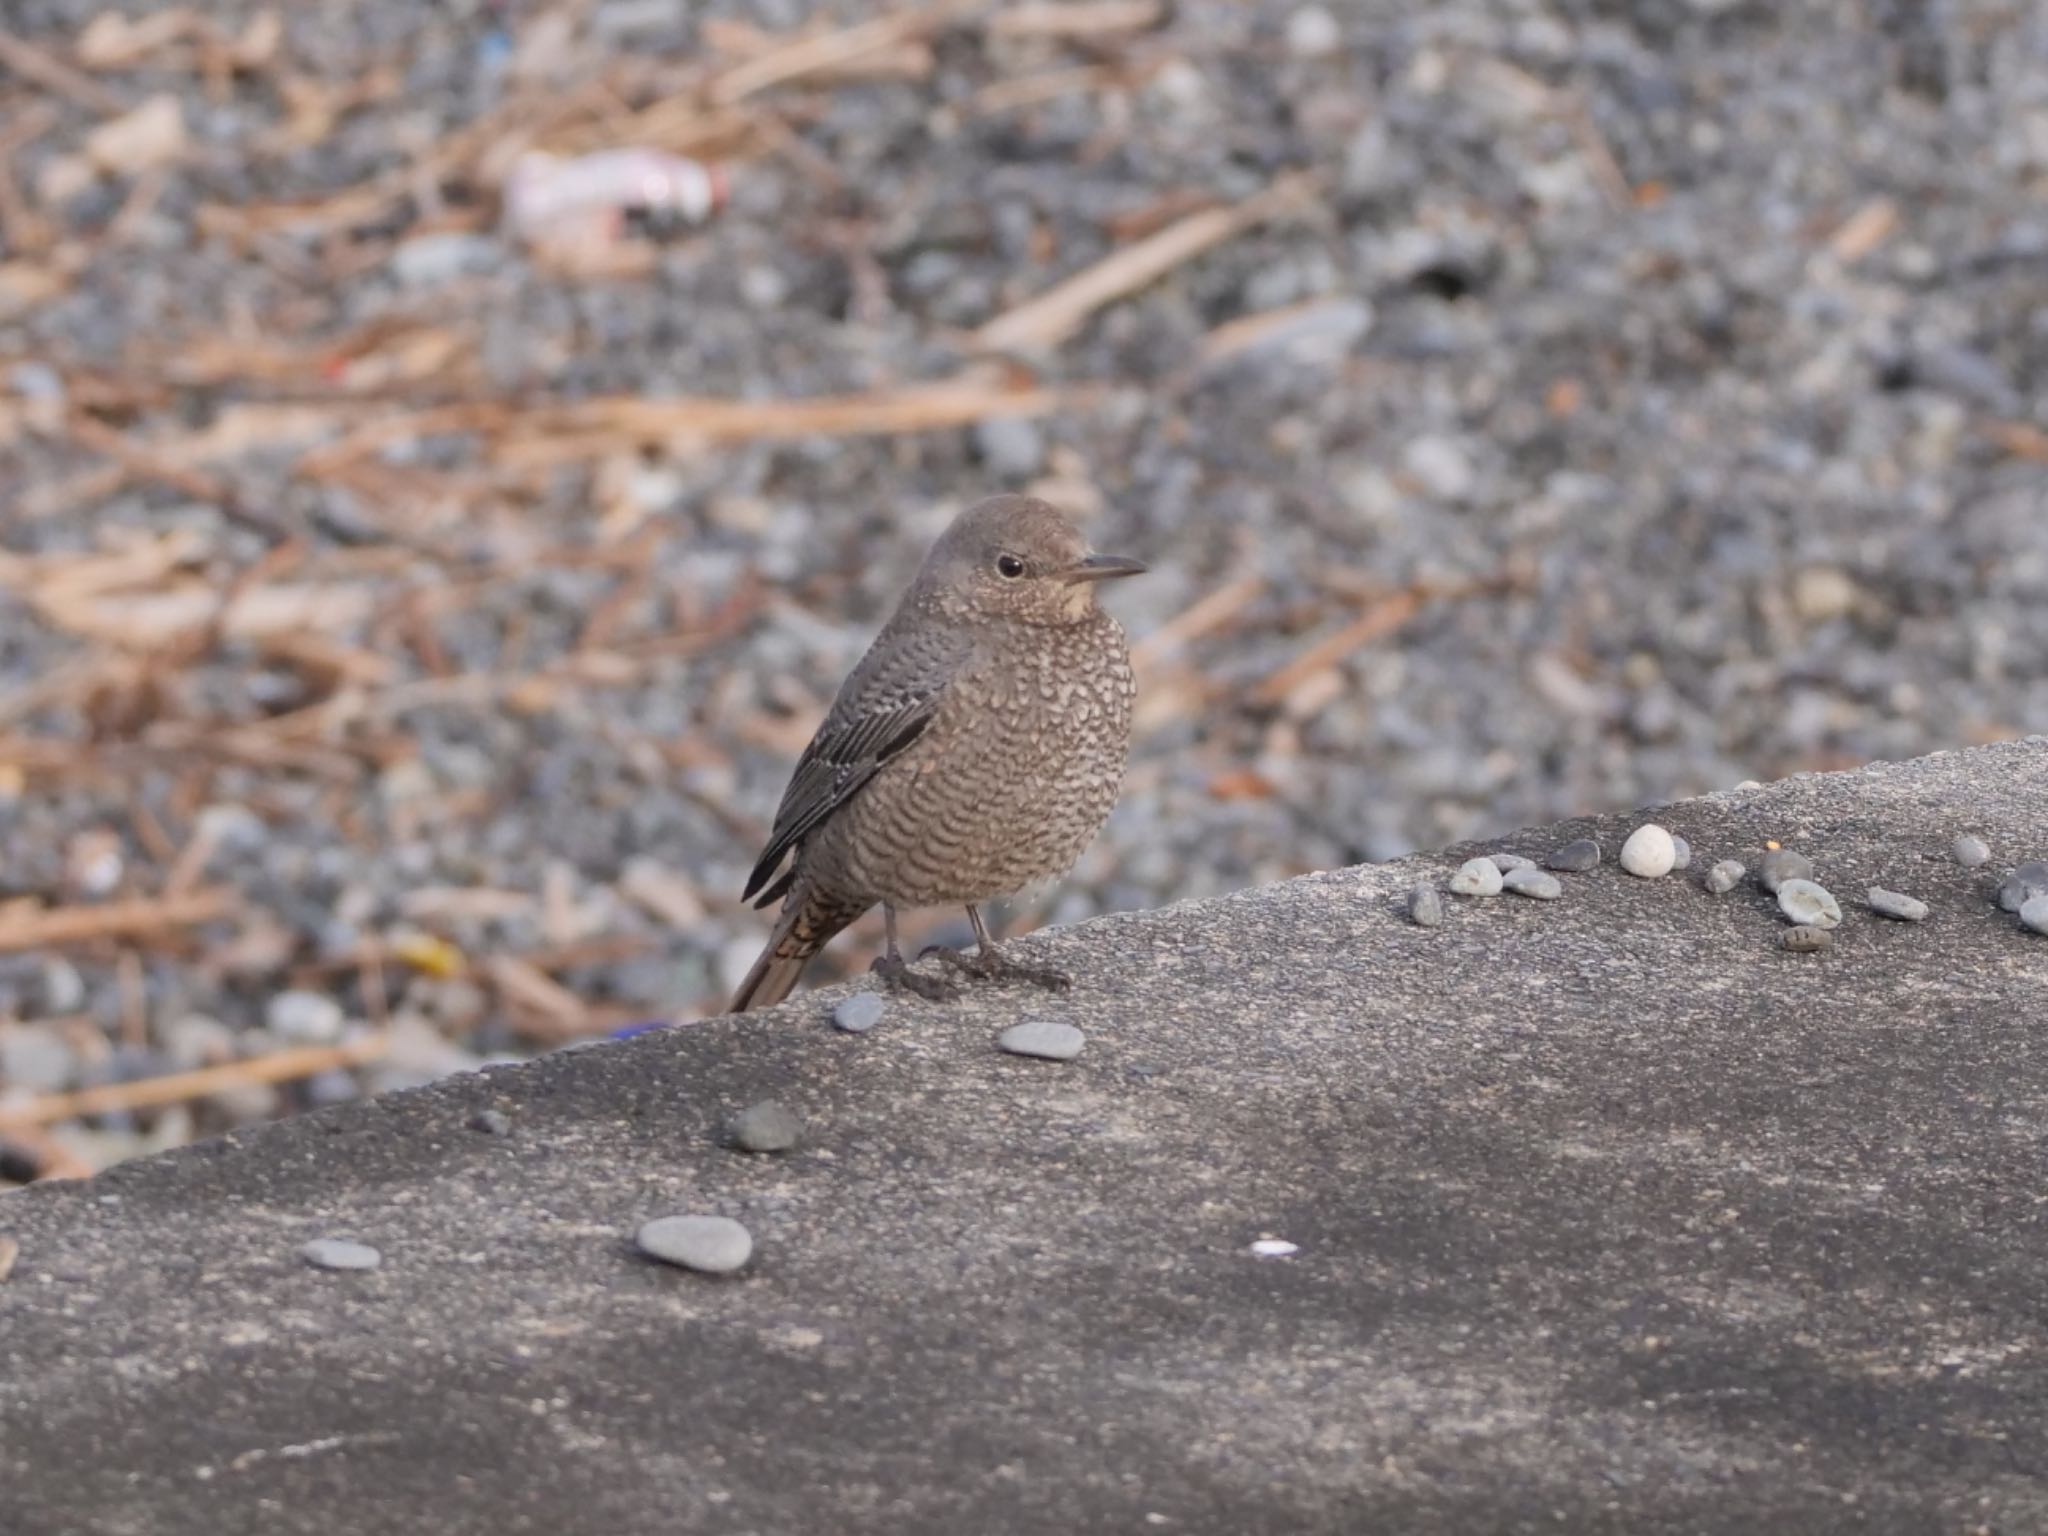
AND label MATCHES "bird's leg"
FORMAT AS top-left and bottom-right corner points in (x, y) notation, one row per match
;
(922, 905), (1071, 993)
(869, 903), (957, 1001)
